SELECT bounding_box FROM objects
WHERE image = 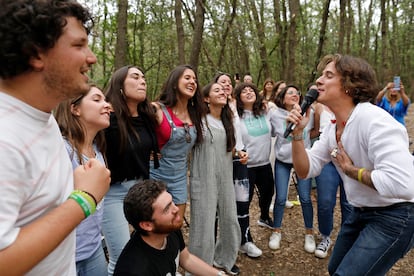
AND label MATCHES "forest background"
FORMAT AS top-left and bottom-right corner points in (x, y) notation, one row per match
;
(80, 0), (414, 100)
